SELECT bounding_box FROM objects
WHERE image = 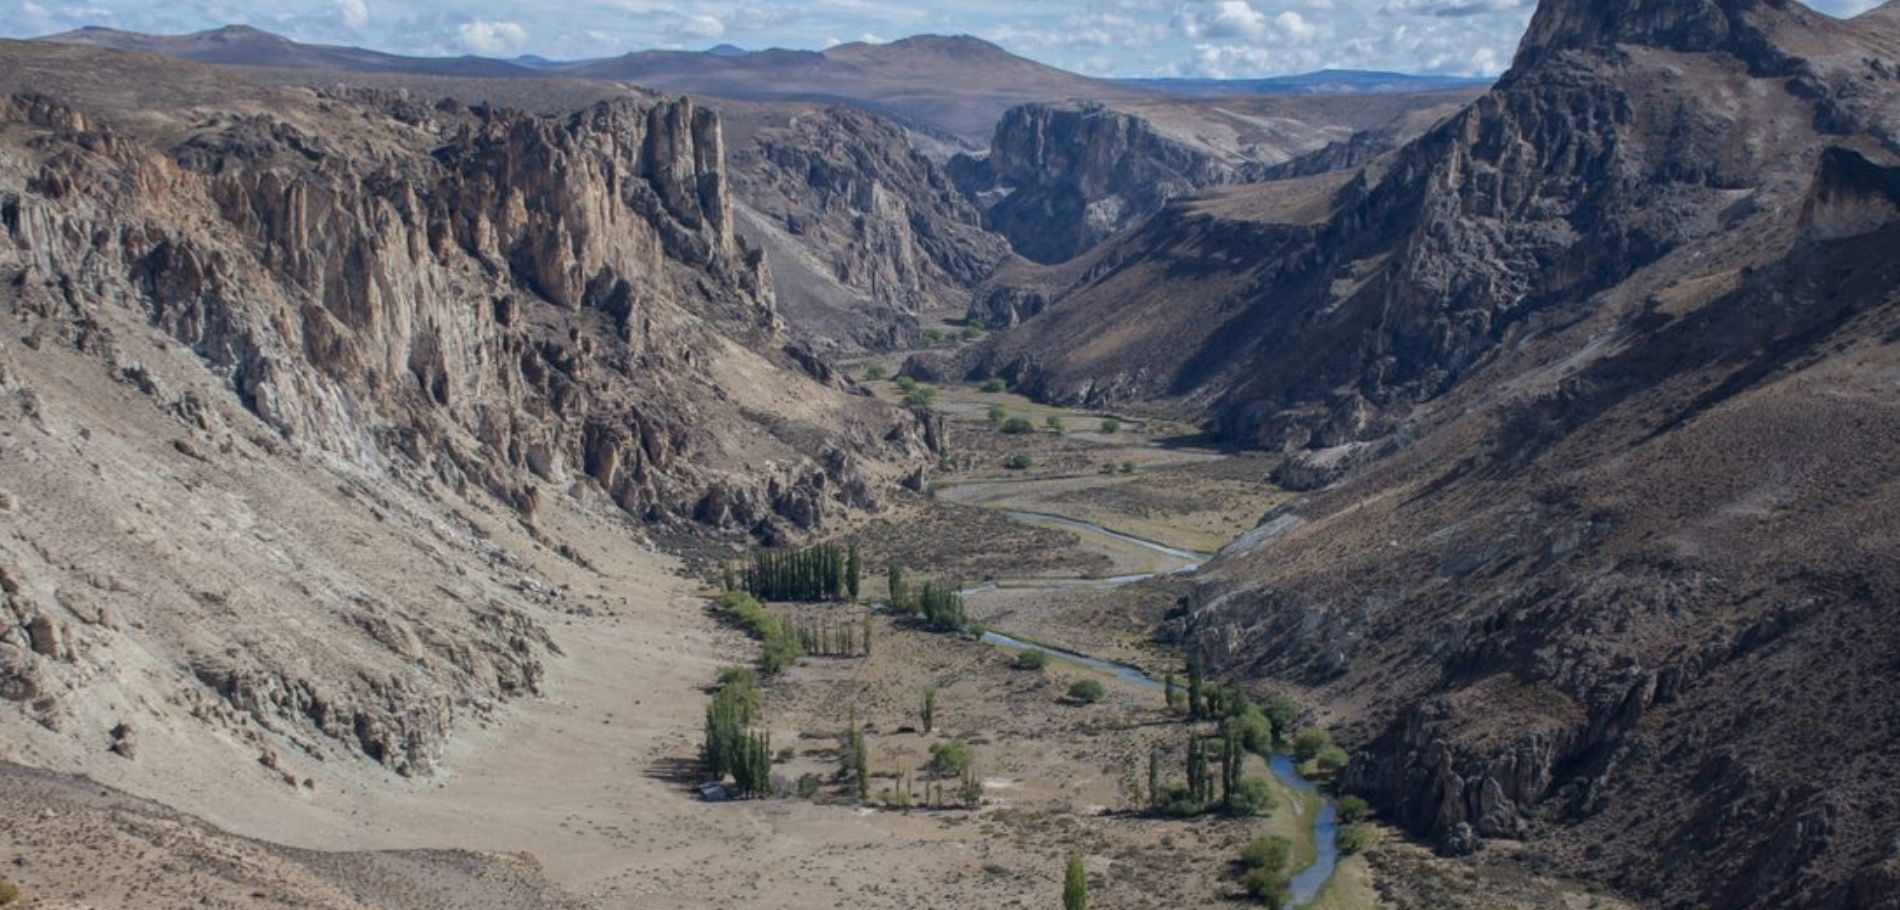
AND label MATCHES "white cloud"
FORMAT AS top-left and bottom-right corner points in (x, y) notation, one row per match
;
(678, 14), (725, 39)
(456, 19), (528, 55)
(1176, 0), (1268, 40)
(336, 0), (368, 30)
